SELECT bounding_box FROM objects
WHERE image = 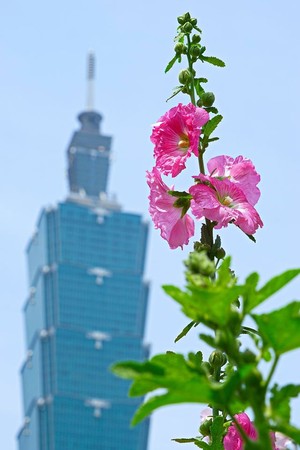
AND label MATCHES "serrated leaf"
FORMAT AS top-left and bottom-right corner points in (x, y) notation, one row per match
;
(165, 54), (179, 73)
(163, 282), (242, 328)
(175, 320), (197, 342)
(256, 269), (300, 307)
(202, 115), (223, 138)
(270, 383), (300, 423)
(245, 268), (300, 312)
(252, 301), (300, 355)
(201, 56), (226, 67)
